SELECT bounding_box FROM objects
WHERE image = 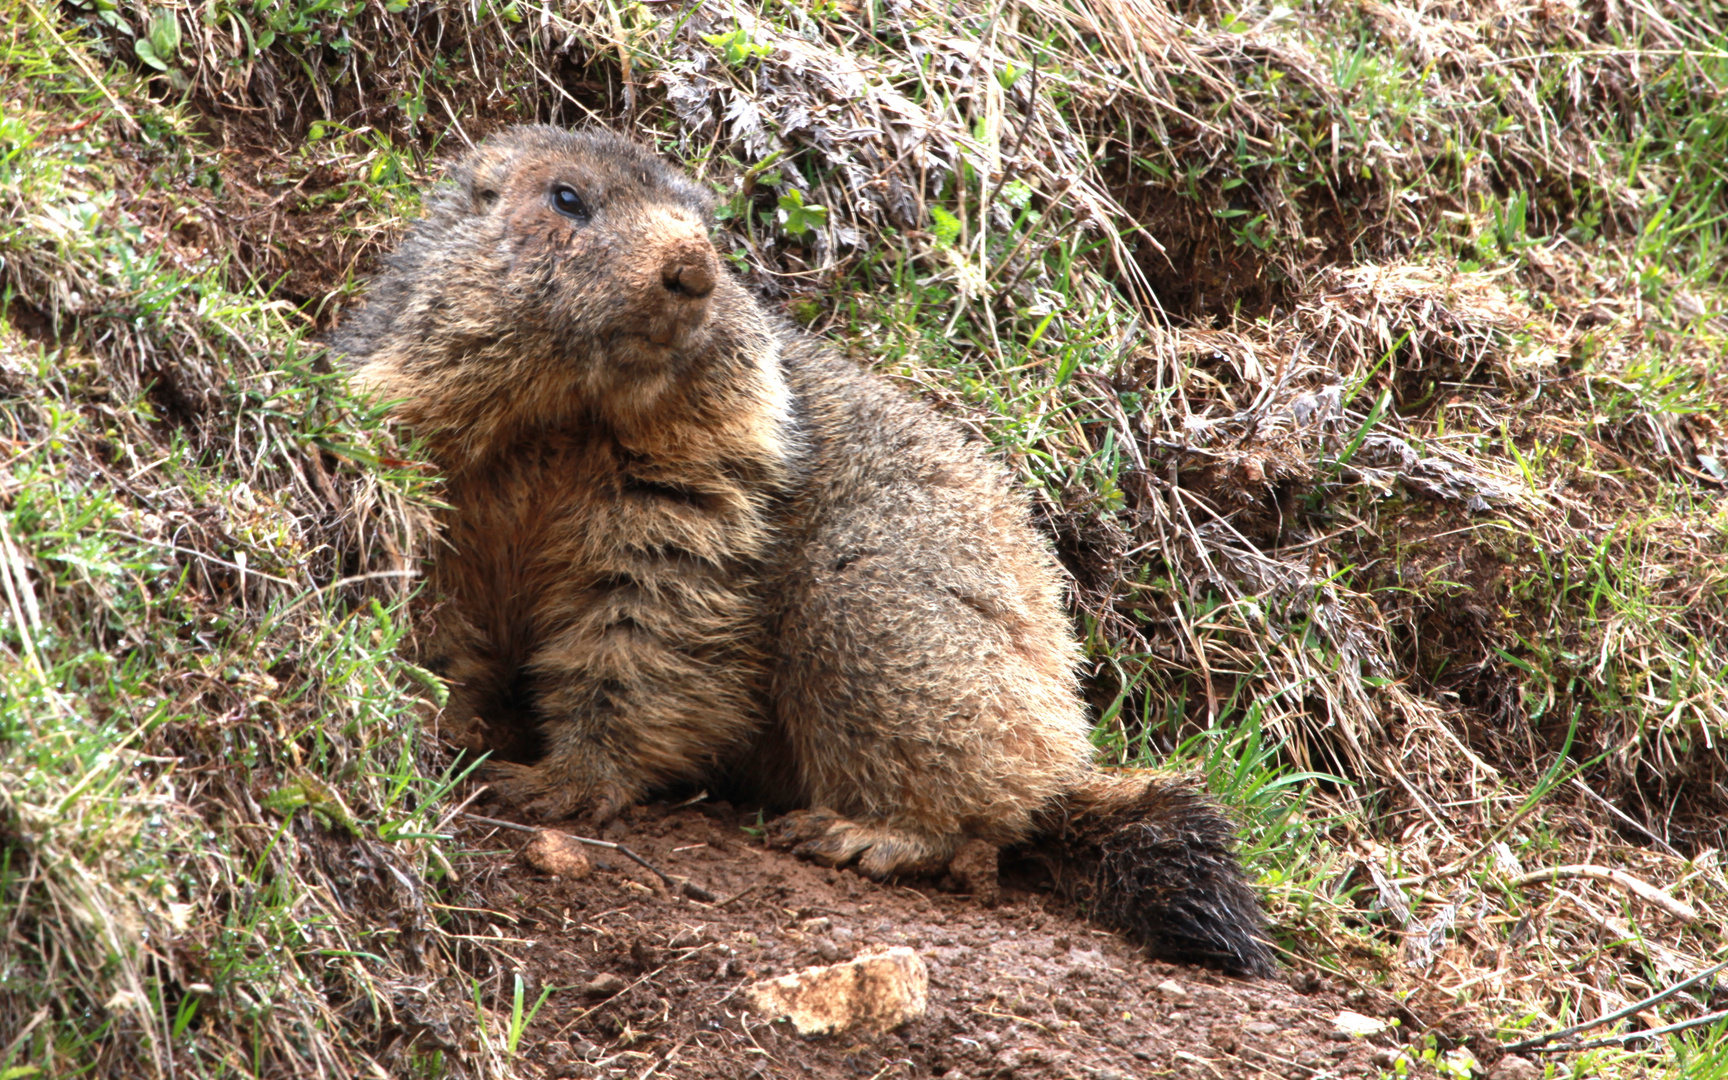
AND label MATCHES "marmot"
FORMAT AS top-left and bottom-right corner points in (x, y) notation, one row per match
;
(337, 126), (1274, 977)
